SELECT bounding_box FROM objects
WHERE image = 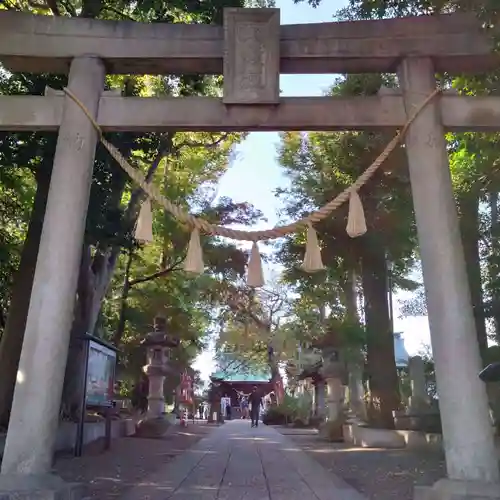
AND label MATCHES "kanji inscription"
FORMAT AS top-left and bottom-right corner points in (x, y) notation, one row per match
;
(223, 8), (280, 105)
